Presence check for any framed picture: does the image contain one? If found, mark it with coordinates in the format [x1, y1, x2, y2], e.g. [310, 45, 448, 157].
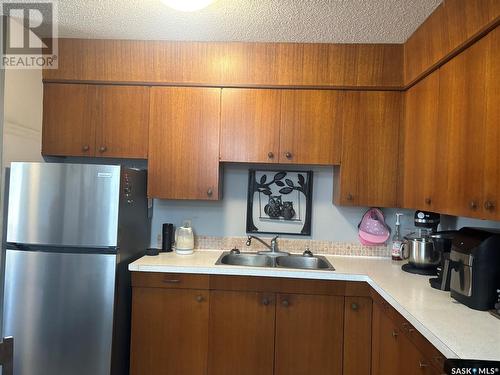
[246, 169, 313, 236]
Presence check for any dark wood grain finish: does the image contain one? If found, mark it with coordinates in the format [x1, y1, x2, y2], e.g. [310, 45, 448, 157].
[131, 272, 210, 290]
[404, 0, 500, 85]
[482, 27, 499, 220]
[279, 90, 343, 165]
[275, 293, 344, 375]
[220, 88, 281, 163]
[209, 275, 348, 295]
[44, 39, 403, 88]
[436, 32, 488, 218]
[403, 71, 440, 211]
[344, 297, 372, 375]
[334, 91, 402, 207]
[148, 87, 221, 200]
[42, 83, 96, 156]
[96, 85, 149, 159]
[208, 291, 275, 375]
[129, 287, 209, 375]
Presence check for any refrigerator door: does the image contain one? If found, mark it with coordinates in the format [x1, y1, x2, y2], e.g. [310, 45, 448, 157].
[7, 162, 120, 248]
[2, 249, 116, 375]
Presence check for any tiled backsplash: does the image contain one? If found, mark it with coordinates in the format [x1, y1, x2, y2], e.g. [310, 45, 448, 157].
[195, 235, 390, 257]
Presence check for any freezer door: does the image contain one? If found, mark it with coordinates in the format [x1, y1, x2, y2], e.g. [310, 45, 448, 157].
[7, 162, 120, 247]
[2, 249, 116, 375]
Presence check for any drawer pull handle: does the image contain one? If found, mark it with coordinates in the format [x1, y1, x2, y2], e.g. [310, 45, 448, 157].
[392, 330, 398, 338]
[163, 279, 180, 284]
[419, 360, 428, 368]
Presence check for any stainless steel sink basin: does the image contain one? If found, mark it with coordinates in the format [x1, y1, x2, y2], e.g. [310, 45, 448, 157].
[216, 253, 275, 267]
[275, 255, 334, 270]
[215, 252, 334, 271]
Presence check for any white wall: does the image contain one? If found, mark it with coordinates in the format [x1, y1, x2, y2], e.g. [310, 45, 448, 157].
[150, 164, 500, 246]
[2, 66, 43, 167]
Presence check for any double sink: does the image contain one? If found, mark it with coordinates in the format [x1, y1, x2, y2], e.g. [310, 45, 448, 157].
[215, 250, 335, 271]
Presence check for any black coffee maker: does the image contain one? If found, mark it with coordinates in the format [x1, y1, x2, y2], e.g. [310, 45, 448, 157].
[429, 231, 457, 290]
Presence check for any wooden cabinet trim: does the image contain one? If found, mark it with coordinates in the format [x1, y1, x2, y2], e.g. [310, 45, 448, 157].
[131, 272, 210, 290]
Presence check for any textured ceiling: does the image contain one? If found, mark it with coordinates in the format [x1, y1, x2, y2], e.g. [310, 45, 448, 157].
[19, 0, 443, 43]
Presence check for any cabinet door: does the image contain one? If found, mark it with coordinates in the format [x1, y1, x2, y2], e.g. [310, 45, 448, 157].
[42, 83, 96, 156]
[403, 71, 440, 211]
[148, 87, 221, 200]
[436, 34, 488, 217]
[275, 294, 344, 375]
[95, 85, 149, 158]
[335, 91, 402, 207]
[483, 28, 499, 220]
[398, 330, 441, 375]
[371, 302, 401, 375]
[344, 297, 372, 375]
[220, 88, 281, 163]
[280, 90, 343, 165]
[208, 291, 275, 375]
[129, 287, 209, 375]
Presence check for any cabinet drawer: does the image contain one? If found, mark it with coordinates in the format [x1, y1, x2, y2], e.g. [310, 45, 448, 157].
[131, 272, 210, 289]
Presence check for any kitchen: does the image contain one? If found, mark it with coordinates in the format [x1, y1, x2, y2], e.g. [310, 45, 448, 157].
[0, 0, 499, 374]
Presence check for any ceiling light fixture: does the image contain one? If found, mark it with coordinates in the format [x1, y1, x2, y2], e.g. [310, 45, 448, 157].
[161, 0, 215, 12]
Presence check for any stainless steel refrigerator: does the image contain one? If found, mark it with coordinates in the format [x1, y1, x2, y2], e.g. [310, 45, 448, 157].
[1, 162, 149, 375]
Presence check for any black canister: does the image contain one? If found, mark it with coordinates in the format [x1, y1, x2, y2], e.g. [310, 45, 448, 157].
[162, 223, 174, 252]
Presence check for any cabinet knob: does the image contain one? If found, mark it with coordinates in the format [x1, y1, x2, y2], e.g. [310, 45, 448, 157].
[392, 330, 398, 338]
[267, 152, 274, 159]
[469, 201, 478, 210]
[99, 146, 107, 153]
[281, 299, 289, 307]
[351, 302, 359, 311]
[207, 188, 213, 197]
[82, 145, 90, 152]
[262, 297, 270, 306]
[419, 360, 428, 368]
[485, 201, 495, 211]
[196, 295, 204, 303]
[425, 197, 432, 205]
[347, 193, 353, 201]
[285, 152, 292, 160]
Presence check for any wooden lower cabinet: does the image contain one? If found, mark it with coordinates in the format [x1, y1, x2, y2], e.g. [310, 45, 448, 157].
[372, 301, 444, 375]
[129, 287, 209, 375]
[344, 297, 373, 375]
[274, 293, 344, 375]
[130, 273, 445, 375]
[208, 291, 275, 375]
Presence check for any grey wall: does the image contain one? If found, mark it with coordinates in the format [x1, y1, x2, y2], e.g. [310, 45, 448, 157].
[150, 164, 500, 247]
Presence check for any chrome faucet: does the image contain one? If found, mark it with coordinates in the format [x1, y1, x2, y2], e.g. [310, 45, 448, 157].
[246, 235, 289, 257]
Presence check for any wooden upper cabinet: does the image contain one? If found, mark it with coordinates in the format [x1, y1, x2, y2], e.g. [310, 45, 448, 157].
[220, 88, 281, 163]
[436, 32, 489, 218]
[42, 83, 149, 159]
[129, 287, 209, 375]
[208, 291, 275, 375]
[343, 297, 372, 375]
[335, 91, 402, 207]
[42, 83, 96, 156]
[148, 87, 221, 200]
[403, 71, 440, 211]
[274, 294, 344, 375]
[482, 27, 499, 220]
[96, 85, 149, 159]
[280, 90, 343, 165]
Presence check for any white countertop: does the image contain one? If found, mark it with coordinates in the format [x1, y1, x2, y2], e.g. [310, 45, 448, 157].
[129, 250, 500, 361]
